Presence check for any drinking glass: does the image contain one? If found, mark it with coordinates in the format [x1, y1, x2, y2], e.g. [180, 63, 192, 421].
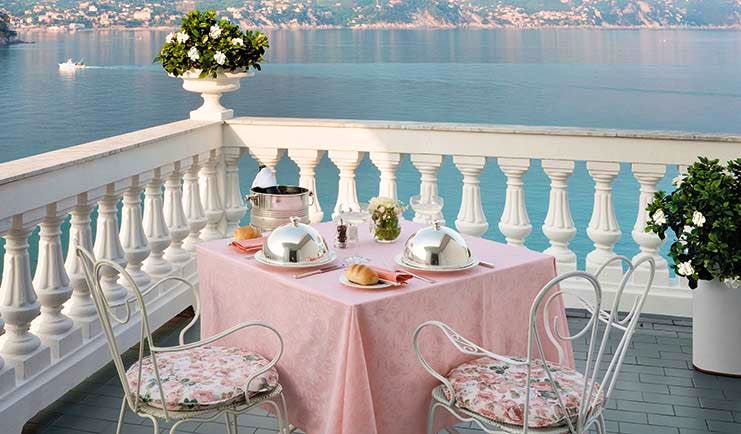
[409, 195, 444, 224]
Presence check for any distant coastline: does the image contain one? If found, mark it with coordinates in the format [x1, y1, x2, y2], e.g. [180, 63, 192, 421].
[15, 23, 741, 33]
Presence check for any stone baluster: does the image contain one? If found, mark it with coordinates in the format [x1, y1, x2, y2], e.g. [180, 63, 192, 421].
[250, 147, 284, 174]
[541, 160, 577, 273]
[288, 149, 325, 224]
[182, 155, 207, 252]
[31, 203, 83, 359]
[453, 156, 488, 236]
[329, 150, 364, 218]
[586, 162, 622, 278]
[163, 161, 192, 267]
[63, 192, 101, 339]
[119, 175, 152, 290]
[222, 148, 248, 236]
[631, 163, 670, 286]
[199, 150, 226, 241]
[0, 214, 51, 381]
[411, 154, 444, 224]
[497, 158, 532, 247]
[370, 152, 401, 200]
[93, 184, 129, 305]
[143, 167, 173, 281]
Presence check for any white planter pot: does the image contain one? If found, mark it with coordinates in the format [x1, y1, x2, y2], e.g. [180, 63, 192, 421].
[693, 279, 741, 377]
[180, 70, 253, 121]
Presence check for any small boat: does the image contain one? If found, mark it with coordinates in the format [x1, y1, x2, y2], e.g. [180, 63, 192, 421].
[59, 58, 85, 70]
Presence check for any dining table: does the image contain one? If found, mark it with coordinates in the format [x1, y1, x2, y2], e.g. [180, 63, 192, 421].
[197, 219, 574, 434]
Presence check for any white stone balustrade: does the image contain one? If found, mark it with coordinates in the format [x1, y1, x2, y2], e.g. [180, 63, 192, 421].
[542, 160, 577, 273]
[632, 163, 670, 286]
[454, 155, 488, 236]
[370, 152, 401, 200]
[329, 150, 363, 218]
[411, 154, 444, 224]
[163, 161, 193, 268]
[288, 149, 325, 223]
[119, 175, 152, 290]
[498, 158, 532, 247]
[31, 203, 82, 360]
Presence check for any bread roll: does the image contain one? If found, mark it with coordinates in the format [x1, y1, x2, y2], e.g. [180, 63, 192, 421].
[234, 225, 261, 240]
[345, 264, 379, 286]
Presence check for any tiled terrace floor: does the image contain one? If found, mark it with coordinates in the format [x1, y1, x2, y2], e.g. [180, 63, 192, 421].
[23, 310, 741, 434]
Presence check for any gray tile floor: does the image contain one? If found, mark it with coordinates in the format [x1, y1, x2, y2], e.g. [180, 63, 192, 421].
[22, 310, 741, 434]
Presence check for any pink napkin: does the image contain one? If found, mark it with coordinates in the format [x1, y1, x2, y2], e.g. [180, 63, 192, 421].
[229, 237, 265, 254]
[370, 266, 413, 285]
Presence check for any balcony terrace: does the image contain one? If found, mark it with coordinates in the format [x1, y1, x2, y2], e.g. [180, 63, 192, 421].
[0, 113, 740, 433]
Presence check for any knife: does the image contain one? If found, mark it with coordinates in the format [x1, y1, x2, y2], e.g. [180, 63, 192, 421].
[293, 264, 344, 279]
[395, 269, 436, 284]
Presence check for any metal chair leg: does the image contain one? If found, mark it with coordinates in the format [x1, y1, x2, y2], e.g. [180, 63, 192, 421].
[115, 396, 127, 434]
[232, 413, 239, 434]
[225, 413, 234, 434]
[596, 414, 607, 434]
[426, 400, 438, 434]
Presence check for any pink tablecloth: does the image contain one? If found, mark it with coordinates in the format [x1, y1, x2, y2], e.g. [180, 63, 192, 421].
[197, 220, 573, 434]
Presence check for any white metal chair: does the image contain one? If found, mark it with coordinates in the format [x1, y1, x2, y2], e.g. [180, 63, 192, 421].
[414, 256, 656, 434]
[76, 247, 291, 434]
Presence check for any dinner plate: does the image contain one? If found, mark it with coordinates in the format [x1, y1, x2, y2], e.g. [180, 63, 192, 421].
[394, 254, 479, 272]
[339, 275, 393, 290]
[254, 250, 337, 269]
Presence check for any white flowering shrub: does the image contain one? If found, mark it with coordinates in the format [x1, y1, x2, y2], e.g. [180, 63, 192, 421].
[646, 157, 740, 289]
[155, 10, 268, 78]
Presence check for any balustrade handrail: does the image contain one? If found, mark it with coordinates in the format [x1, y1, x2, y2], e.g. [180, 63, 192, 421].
[0, 119, 221, 229]
[225, 116, 741, 165]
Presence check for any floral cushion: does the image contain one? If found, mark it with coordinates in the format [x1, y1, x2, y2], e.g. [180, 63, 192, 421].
[126, 345, 279, 411]
[445, 356, 603, 428]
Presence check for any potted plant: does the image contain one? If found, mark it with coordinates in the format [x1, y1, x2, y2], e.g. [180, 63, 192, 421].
[155, 10, 268, 120]
[646, 157, 740, 376]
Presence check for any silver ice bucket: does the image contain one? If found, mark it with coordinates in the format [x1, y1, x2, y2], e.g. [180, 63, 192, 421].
[246, 186, 313, 232]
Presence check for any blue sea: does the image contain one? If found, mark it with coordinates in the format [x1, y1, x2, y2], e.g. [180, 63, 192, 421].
[3, 28, 741, 270]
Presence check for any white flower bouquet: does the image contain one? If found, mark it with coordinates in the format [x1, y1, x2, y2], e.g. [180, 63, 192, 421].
[368, 197, 405, 242]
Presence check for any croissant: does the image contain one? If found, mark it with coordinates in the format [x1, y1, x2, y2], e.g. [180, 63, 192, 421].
[345, 264, 379, 286]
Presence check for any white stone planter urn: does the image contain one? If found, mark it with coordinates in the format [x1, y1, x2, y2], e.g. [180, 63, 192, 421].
[692, 279, 741, 377]
[180, 69, 253, 121]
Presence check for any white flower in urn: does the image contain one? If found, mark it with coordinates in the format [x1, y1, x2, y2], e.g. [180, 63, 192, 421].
[165, 32, 175, 44]
[232, 37, 244, 47]
[672, 174, 684, 187]
[209, 24, 222, 39]
[214, 51, 226, 65]
[677, 261, 695, 277]
[176, 32, 189, 43]
[650, 208, 667, 225]
[692, 211, 706, 227]
[187, 46, 200, 61]
[723, 277, 740, 288]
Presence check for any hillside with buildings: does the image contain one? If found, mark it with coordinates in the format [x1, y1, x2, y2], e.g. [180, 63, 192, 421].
[3, 0, 741, 31]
